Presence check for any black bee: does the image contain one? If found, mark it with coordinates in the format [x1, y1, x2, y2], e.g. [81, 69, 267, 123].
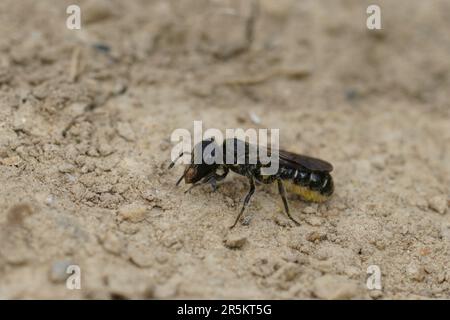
[169, 138, 334, 229]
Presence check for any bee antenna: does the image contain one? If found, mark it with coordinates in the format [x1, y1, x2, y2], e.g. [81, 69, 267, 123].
[175, 171, 186, 186]
[168, 151, 190, 169]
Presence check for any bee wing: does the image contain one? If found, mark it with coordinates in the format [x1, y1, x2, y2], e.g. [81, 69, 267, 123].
[275, 148, 333, 172]
[228, 139, 332, 172]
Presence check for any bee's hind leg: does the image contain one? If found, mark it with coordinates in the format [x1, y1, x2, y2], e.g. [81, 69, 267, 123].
[277, 178, 301, 226]
[230, 176, 255, 229]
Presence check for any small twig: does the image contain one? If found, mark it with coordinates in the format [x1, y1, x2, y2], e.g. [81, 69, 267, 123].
[219, 68, 311, 86]
[69, 47, 81, 82]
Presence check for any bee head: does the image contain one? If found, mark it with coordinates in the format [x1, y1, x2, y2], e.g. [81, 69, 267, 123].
[183, 138, 220, 184]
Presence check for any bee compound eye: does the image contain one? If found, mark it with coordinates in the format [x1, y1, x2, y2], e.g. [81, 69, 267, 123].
[184, 167, 197, 182]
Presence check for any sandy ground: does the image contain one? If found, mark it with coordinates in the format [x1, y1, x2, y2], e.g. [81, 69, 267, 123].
[0, 0, 449, 299]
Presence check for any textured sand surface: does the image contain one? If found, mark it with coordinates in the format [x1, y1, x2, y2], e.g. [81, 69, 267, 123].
[0, 0, 449, 299]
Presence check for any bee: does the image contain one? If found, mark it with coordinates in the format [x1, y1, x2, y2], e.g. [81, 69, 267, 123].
[169, 138, 334, 229]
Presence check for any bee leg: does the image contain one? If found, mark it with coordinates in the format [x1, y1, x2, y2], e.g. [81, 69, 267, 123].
[184, 172, 215, 193]
[208, 177, 217, 192]
[230, 176, 255, 229]
[277, 178, 300, 226]
[210, 167, 229, 192]
[184, 182, 202, 194]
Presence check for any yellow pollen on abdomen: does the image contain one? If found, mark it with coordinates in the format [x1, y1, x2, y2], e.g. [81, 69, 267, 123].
[285, 181, 330, 203]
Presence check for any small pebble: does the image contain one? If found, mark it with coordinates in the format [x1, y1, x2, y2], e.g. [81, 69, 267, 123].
[306, 231, 327, 242]
[141, 189, 157, 202]
[224, 235, 247, 249]
[273, 215, 290, 227]
[406, 263, 426, 282]
[0, 156, 22, 166]
[306, 216, 322, 226]
[58, 163, 75, 173]
[369, 290, 383, 299]
[437, 272, 447, 284]
[313, 275, 360, 300]
[116, 122, 135, 142]
[162, 234, 183, 249]
[303, 206, 316, 214]
[98, 143, 115, 156]
[428, 195, 448, 215]
[117, 203, 147, 223]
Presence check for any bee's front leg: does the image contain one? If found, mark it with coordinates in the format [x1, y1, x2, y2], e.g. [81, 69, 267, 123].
[230, 176, 255, 229]
[209, 166, 229, 192]
[209, 178, 218, 192]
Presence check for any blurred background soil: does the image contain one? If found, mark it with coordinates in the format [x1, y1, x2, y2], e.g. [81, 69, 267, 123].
[0, 0, 449, 299]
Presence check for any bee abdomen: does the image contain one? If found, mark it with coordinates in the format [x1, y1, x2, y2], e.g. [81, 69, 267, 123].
[308, 172, 334, 196]
[283, 168, 334, 202]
